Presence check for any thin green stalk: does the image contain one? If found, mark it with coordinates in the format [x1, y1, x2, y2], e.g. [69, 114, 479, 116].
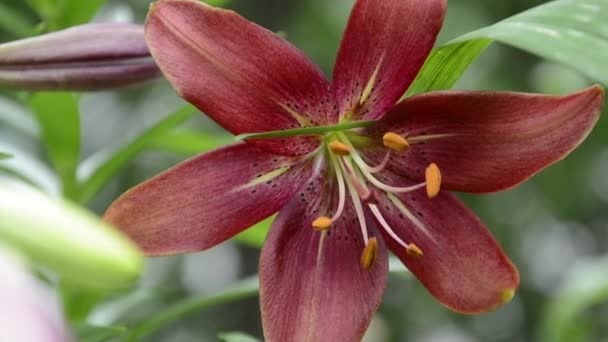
[235, 120, 375, 141]
[122, 277, 259, 341]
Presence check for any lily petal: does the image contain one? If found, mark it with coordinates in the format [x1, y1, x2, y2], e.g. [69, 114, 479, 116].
[104, 143, 313, 255]
[373, 174, 519, 313]
[366, 86, 604, 193]
[145, 0, 334, 155]
[260, 170, 388, 341]
[332, 0, 446, 120]
[0, 248, 72, 342]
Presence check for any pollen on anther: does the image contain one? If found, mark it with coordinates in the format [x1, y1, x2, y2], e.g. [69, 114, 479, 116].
[312, 216, 332, 231]
[361, 237, 378, 270]
[328, 141, 351, 156]
[383, 132, 409, 151]
[425, 163, 442, 198]
[406, 243, 424, 258]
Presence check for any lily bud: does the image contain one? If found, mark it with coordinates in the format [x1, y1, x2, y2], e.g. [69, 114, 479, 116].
[0, 180, 143, 291]
[0, 23, 161, 91]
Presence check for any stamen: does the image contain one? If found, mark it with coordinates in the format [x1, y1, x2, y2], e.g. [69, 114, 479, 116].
[383, 132, 410, 151]
[312, 216, 332, 231]
[328, 141, 351, 156]
[339, 134, 426, 194]
[330, 151, 347, 222]
[311, 150, 348, 232]
[425, 163, 442, 198]
[370, 204, 424, 260]
[406, 243, 424, 258]
[340, 157, 370, 245]
[366, 150, 391, 173]
[369, 204, 408, 249]
[340, 158, 372, 200]
[360, 237, 378, 270]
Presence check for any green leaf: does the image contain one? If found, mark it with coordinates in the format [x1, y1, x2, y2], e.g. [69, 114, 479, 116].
[146, 130, 232, 156]
[59, 0, 108, 28]
[75, 324, 127, 342]
[0, 180, 143, 291]
[0, 152, 11, 160]
[201, 0, 231, 6]
[233, 216, 274, 248]
[408, 0, 608, 98]
[0, 3, 35, 37]
[540, 255, 608, 342]
[406, 39, 492, 97]
[26, 0, 107, 30]
[453, 0, 608, 85]
[77, 105, 197, 204]
[218, 332, 261, 342]
[124, 276, 260, 341]
[30, 92, 80, 199]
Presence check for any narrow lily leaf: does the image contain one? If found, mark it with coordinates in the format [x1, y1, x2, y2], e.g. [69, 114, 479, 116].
[124, 260, 411, 339]
[0, 152, 11, 160]
[77, 105, 197, 203]
[146, 130, 232, 156]
[453, 0, 608, 84]
[203, 0, 232, 6]
[233, 216, 274, 248]
[0, 3, 35, 38]
[218, 332, 261, 342]
[75, 324, 127, 342]
[0, 144, 60, 194]
[26, 0, 107, 30]
[125, 276, 260, 341]
[0, 95, 39, 138]
[540, 255, 608, 342]
[30, 92, 80, 198]
[408, 0, 608, 98]
[406, 39, 492, 97]
[0, 180, 143, 291]
[59, 0, 108, 28]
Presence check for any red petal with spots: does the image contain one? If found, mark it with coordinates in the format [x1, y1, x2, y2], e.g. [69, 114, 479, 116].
[366, 85, 604, 193]
[145, 0, 334, 155]
[372, 175, 519, 313]
[260, 169, 388, 342]
[103, 143, 313, 256]
[332, 0, 445, 120]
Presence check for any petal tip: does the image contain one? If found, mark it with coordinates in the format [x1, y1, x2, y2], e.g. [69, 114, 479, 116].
[500, 288, 516, 305]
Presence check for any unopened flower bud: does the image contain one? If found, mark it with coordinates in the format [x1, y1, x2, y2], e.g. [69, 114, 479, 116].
[0, 23, 161, 91]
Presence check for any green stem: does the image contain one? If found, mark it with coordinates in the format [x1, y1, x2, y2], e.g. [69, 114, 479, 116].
[122, 277, 259, 341]
[235, 120, 375, 141]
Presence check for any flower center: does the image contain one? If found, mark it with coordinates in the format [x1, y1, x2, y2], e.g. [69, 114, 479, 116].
[313, 131, 443, 270]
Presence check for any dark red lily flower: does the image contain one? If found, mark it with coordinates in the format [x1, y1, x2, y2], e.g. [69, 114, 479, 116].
[104, 0, 604, 340]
